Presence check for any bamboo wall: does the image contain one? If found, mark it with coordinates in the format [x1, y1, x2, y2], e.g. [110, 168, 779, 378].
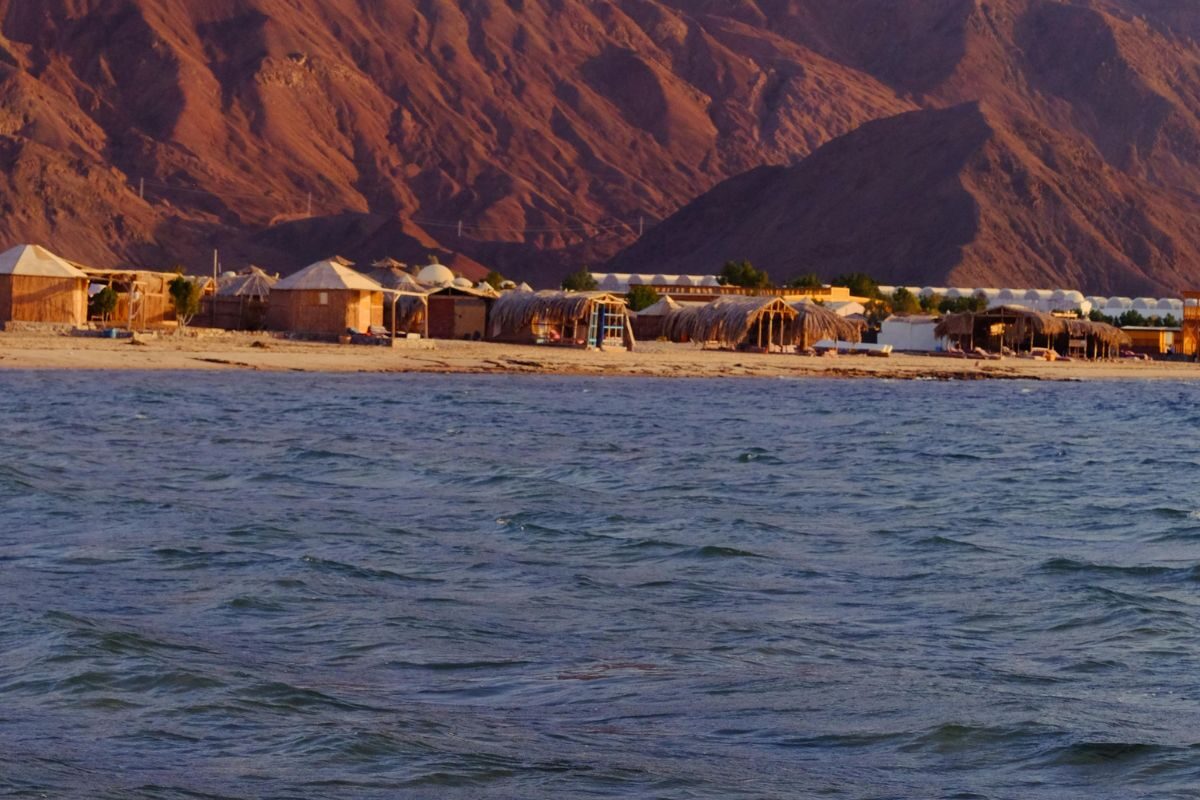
[198, 297, 269, 330]
[0, 276, 87, 325]
[266, 289, 383, 336]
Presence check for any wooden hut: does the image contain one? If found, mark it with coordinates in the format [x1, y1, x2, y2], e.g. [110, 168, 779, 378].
[489, 290, 635, 350]
[0, 244, 89, 328]
[427, 282, 496, 341]
[664, 296, 798, 351]
[935, 306, 1067, 354]
[202, 266, 276, 330]
[79, 268, 189, 330]
[267, 259, 385, 337]
[632, 295, 681, 341]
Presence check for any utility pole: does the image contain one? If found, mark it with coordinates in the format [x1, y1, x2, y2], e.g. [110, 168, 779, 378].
[639, 216, 644, 237]
[212, 249, 218, 327]
[457, 220, 463, 238]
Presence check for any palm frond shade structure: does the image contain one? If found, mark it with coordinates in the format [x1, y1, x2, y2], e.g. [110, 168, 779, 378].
[489, 290, 635, 350]
[791, 300, 864, 348]
[935, 306, 1131, 358]
[663, 296, 799, 350]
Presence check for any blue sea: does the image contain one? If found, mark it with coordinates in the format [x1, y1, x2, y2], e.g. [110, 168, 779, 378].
[2, 372, 1199, 798]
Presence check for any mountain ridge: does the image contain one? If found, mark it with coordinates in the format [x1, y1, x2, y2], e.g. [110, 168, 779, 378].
[1, 1, 1200, 291]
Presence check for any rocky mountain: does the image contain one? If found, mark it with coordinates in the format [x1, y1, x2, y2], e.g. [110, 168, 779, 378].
[1, 1, 1200, 291]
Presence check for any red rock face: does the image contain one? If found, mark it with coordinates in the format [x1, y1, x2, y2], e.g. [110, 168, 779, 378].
[0, 0, 1198, 291]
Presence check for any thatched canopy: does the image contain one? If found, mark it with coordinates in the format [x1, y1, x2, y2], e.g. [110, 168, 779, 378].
[935, 312, 974, 338]
[791, 300, 863, 345]
[368, 266, 427, 293]
[490, 290, 628, 337]
[217, 266, 276, 299]
[1065, 318, 1130, 348]
[664, 296, 797, 349]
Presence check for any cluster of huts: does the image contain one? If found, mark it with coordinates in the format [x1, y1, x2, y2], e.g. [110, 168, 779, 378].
[0, 244, 207, 331]
[0, 242, 1155, 360]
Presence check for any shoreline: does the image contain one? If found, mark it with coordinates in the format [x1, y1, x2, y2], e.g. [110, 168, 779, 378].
[1, 330, 1198, 381]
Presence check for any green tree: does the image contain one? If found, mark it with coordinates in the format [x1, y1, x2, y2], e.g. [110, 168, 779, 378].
[1089, 308, 1114, 324]
[484, 270, 505, 290]
[831, 272, 882, 299]
[1118, 309, 1148, 328]
[169, 274, 203, 330]
[627, 284, 660, 312]
[939, 295, 989, 314]
[919, 292, 942, 313]
[562, 267, 598, 291]
[863, 298, 893, 328]
[89, 286, 119, 323]
[891, 287, 922, 314]
[786, 272, 823, 289]
[1164, 314, 1180, 328]
[718, 259, 772, 289]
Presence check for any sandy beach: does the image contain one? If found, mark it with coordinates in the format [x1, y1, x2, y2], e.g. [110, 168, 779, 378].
[0, 329, 1197, 381]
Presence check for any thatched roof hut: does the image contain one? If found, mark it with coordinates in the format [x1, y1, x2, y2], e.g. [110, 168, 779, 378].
[201, 266, 277, 330]
[218, 266, 276, 299]
[0, 244, 89, 328]
[664, 296, 798, 350]
[490, 290, 634, 349]
[936, 307, 1128, 358]
[791, 300, 864, 348]
[267, 259, 385, 337]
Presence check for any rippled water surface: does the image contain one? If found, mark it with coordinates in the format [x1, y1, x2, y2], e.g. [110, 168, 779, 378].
[3, 372, 1200, 798]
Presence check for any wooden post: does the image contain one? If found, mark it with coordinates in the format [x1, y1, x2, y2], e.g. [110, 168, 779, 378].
[767, 311, 774, 354]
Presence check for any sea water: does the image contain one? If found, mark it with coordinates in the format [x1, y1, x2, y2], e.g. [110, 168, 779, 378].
[2, 372, 1199, 799]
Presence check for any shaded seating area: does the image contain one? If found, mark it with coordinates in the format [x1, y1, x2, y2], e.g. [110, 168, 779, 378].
[791, 299, 864, 350]
[935, 306, 1129, 359]
[489, 291, 635, 350]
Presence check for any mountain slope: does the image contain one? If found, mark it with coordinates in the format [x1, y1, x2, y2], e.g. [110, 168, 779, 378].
[2, 1, 1200, 290]
[608, 102, 1200, 293]
[0, 0, 912, 277]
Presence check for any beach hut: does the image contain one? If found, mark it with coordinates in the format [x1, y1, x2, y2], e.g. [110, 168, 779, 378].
[791, 300, 863, 349]
[0, 244, 89, 328]
[880, 315, 943, 351]
[267, 258, 385, 337]
[936, 306, 1074, 355]
[204, 266, 276, 330]
[426, 283, 495, 340]
[490, 290, 635, 350]
[632, 295, 681, 340]
[79, 267, 194, 330]
[665, 296, 798, 351]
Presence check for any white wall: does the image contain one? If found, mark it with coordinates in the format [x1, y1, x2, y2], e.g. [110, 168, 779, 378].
[880, 318, 944, 351]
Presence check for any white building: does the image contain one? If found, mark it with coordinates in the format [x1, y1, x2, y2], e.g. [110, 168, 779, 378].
[879, 315, 945, 352]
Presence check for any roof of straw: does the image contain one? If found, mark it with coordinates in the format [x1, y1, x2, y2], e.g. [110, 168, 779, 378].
[218, 266, 277, 298]
[936, 308, 1130, 346]
[490, 290, 627, 336]
[0, 244, 88, 279]
[791, 299, 864, 344]
[664, 296, 797, 348]
[275, 259, 384, 292]
[366, 266, 427, 293]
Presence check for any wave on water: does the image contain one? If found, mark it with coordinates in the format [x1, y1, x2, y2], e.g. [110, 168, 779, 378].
[3, 373, 1200, 798]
